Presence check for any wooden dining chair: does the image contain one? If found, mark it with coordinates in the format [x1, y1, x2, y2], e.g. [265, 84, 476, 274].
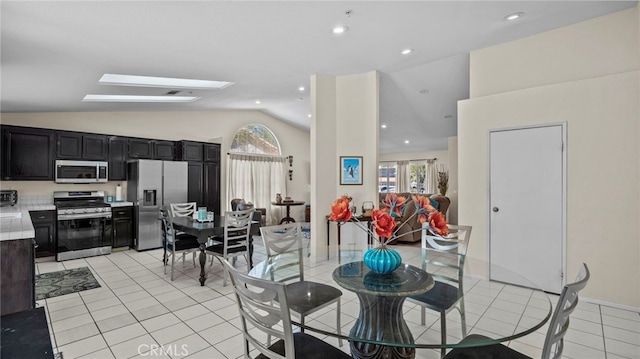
[221, 259, 351, 359]
[407, 223, 472, 358]
[443, 263, 590, 359]
[260, 223, 343, 346]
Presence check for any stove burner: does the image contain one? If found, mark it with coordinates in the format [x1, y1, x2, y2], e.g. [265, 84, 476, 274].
[54, 190, 111, 216]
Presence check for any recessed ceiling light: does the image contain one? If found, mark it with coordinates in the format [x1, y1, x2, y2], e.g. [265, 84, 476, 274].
[99, 74, 233, 89]
[83, 94, 200, 103]
[505, 12, 524, 21]
[404, 140, 410, 144]
[381, 124, 387, 129]
[255, 100, 261, 104]
[298, 86, 305, 92]
[401, 48, 413, 55]
[332, 25, 349, 35]
[308, 114, 312, 118]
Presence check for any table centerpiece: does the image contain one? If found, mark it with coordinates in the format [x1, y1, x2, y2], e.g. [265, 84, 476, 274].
[329, 193, 449, 274]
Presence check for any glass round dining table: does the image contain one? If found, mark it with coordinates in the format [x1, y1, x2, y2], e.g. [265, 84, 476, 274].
[248, 247, 553, 359]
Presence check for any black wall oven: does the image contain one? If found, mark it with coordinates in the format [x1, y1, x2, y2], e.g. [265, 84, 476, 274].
[54, 191, 112, 261]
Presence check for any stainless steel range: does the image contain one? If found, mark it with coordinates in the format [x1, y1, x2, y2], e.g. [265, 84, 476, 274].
[54, 191, 112, 261]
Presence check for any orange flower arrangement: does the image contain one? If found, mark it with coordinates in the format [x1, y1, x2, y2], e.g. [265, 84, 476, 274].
[329, 193, 449, 246]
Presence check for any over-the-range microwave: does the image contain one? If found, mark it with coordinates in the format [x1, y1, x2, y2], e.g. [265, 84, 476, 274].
[55, 160, 108, 183]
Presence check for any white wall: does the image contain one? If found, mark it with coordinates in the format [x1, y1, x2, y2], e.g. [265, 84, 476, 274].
[459, 7, 639, 308]
[0, 110, 311, 217]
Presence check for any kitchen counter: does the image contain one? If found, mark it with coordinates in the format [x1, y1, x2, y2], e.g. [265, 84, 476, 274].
[0, 204, 56, 241]
[108, 201, 133, 207]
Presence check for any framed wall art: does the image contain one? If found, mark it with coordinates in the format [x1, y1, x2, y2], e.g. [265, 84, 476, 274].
[340, 156, 363, 185]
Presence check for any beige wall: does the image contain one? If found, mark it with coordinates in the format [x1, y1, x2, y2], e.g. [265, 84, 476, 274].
[459, 7, 640, 308]
[311, 72, 379, 260]
[0, 110, 311, 216]
[470, 7, 640, 98]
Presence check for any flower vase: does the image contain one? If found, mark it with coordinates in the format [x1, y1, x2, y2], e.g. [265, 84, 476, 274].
[363, 246, 402, 274]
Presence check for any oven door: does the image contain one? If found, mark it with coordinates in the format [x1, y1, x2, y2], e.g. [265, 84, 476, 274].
[56, 213, 112, 261]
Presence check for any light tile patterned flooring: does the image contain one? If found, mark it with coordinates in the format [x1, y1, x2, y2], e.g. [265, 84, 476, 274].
[36, 242, 640, 359]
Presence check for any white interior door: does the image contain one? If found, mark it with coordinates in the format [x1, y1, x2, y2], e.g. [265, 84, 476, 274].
[489, 124, 565, 293]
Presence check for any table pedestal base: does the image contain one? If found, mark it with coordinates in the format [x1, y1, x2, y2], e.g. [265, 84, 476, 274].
[350, 293, 416, 359]
[199, 244, 207, 286]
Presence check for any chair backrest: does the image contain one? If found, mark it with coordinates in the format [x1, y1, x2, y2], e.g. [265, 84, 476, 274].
[420, 223, 472, 288]
[230, 198, 243, 211]
[222, 209, 255, 256]
[541, 263, 590, 359]
[221, 259, 296, 359]
[260, 223, 305, 282]
[159, 208, 175, 245]
[169, 202, 197, 217]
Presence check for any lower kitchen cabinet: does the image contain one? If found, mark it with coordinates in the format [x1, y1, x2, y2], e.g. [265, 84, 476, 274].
[112, 206, 133, 248]
[0, 238, 35, 315]
[29, 210, 56, 258]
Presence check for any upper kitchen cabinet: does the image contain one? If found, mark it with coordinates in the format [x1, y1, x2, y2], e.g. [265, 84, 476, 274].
[153, 140, 175, 161]
[56, 131, 107, 160]
[128, 138, 153, 159]
[204, 143, 221, 163]
[1, 126, 55, 180]
[177, 141, 203, 162]
[108, 136, 128, 181]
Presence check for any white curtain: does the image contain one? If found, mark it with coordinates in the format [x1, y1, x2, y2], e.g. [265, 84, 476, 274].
[396, 160, 410, 193]
[227, 153, 287, 225]
[424, 159, 437, 195]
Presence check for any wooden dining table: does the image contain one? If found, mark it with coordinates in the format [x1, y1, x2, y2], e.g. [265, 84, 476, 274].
[171, 214, 260, 286]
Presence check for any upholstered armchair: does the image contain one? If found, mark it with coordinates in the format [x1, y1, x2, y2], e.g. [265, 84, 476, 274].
[378, 192, 450, 243]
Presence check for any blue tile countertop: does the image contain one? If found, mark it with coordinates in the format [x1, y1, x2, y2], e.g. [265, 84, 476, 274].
[0, 204, 56, 241]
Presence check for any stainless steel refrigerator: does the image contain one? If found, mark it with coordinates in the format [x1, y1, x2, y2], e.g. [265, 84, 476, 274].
[127, 160, 188, 250]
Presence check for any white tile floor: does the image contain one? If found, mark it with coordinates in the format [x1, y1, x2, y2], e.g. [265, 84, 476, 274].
[35, 242, 640, 359]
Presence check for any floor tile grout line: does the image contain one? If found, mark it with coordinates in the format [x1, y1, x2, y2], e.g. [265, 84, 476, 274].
[38, 246, 640, 359]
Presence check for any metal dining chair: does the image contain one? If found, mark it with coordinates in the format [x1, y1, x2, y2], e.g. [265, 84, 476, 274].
[159, 208, 200, 281]
[443, 263, 590, 359]
[260, 222, 343, 346]
[407, 223, 472, 358]
[221, 259, 351, 359]
[169, 202, 197, 218]
[206, 208, 254, 286]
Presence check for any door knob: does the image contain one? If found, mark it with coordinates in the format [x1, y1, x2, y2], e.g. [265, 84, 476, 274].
[492, 207, 499, 212]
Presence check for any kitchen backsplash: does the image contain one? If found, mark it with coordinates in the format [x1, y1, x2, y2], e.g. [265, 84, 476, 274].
[0, 181, 128, 204]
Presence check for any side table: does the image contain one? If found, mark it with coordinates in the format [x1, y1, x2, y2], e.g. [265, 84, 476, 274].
[326, 215, 373, 259]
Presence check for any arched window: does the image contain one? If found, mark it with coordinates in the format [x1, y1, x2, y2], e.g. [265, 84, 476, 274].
[230, 124, 281, 155]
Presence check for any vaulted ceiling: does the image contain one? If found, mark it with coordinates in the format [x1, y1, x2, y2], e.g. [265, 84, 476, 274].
[1, 1, 635, 153]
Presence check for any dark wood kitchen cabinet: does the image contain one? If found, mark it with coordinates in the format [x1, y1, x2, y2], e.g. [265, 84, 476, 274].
[204, 143, 221, 163]
[187, 162, 204, 206]
[112, 206, 133, 248]
[153, 140, 175, 160]
[30, 210, 56, 258]
[1, 126, 55, 180]
[0, 238, 35, 315]
[128, 138, 153, 159]
[108, 136, 128, 181]
[204, 162, 221, 214]
[178, 141, 203, 162]
[56, 132, 107, 160]
[185, 143, 221, 213]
